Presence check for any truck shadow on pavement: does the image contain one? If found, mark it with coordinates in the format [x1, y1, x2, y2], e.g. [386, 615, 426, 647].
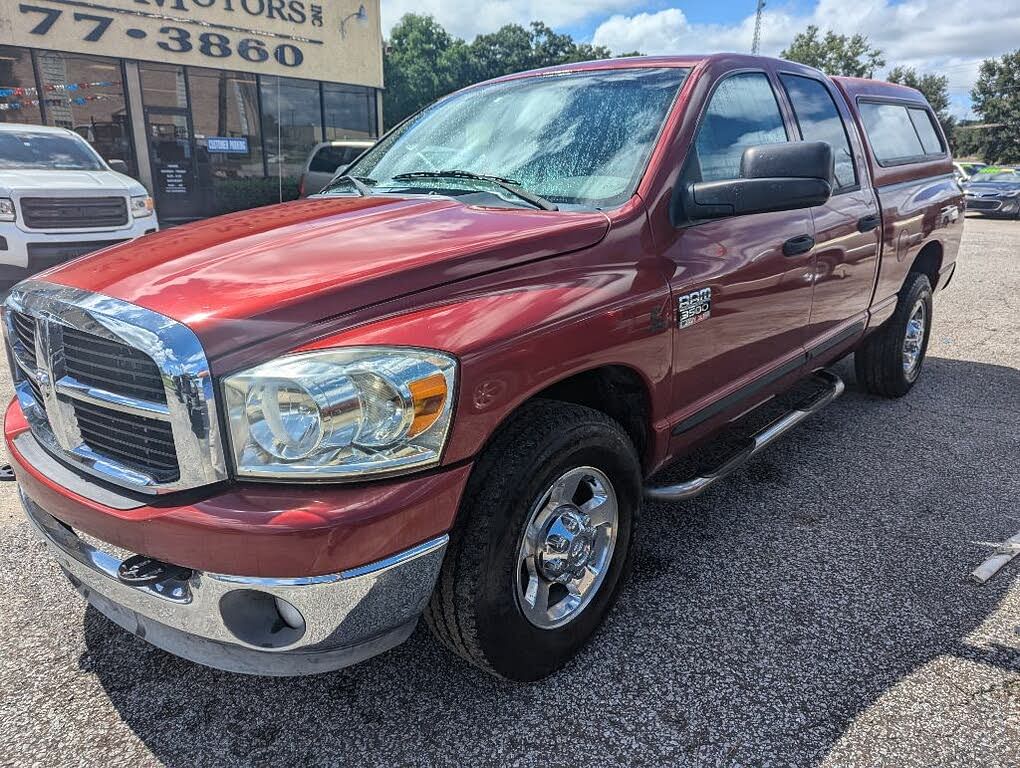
[80, 355, 1020, 767]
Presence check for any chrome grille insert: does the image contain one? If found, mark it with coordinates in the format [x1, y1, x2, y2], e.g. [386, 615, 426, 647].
[11, 311, 36, 368]
[62, 326, 167, 404]
[3, 280, 226, 494]
[72, 399, 180, 481]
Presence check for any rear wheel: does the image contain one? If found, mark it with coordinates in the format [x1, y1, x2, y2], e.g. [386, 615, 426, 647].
[854, 272, 933, 397]
[425, 399, 640, 681]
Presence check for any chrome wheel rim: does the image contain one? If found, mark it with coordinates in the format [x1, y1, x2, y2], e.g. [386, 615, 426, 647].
[902, 299, 927, 380]
[515, 466, 619, 629]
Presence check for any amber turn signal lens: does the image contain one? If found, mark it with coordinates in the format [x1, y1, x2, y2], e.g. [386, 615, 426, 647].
[408, 373, 448, 437]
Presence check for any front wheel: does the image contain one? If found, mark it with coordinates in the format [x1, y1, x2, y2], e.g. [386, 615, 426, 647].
[854, 272, 933, 397]
[425, 399, 640, 681]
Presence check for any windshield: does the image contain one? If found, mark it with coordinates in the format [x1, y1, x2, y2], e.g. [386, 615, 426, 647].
[974, 173, 1019, 183]
[0, 131, 105, 170]
[341, 67, 689, 209]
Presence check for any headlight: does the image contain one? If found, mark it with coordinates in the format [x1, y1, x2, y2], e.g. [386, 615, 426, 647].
[223, 347, 456, 480]
[130, 195, 154, 217]
[0, 198, 15, 222]
[1002, 190, 1020, 198]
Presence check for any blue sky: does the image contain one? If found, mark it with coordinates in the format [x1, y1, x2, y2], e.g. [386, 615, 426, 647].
[558, 0, 818, 39]
[380, 0, 1020, 117]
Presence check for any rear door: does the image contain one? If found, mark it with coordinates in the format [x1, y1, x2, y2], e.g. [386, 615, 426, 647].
[662, 71, 817, 432]
[777, 73, 881, 352]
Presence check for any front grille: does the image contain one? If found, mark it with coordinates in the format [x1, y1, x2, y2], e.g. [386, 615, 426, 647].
[26, 239, 127, 262]
[966, 198, 1001, 211]
[20, 197, 128, 229]
[5, 282, 226, 493]
[62, 326, 167, 404]
[72, 399, 180, 481]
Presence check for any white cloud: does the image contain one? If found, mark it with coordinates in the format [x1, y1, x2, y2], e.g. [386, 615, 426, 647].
[591, 0, 1020, 117]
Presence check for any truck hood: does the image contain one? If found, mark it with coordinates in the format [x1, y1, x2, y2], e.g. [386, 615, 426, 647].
[40, 195, 610, 361]
[0, 169, 145, 196]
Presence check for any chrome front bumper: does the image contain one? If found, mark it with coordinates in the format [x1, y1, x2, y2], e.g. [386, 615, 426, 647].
[21, 491, 447, 676]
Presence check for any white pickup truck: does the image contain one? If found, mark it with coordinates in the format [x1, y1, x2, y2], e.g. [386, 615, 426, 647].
[0, 123, 157, 292]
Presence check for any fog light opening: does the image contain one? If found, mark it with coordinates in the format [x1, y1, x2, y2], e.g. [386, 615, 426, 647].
[274, 596, 305, 630]
[219, 589, 306, 649]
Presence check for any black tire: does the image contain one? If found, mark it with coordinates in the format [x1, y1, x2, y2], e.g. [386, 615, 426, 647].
[854, 272, 933, 397]
[425, 399, 641, 681]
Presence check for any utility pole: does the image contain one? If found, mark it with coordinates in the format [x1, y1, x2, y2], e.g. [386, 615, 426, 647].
[751, 0, 766, 55]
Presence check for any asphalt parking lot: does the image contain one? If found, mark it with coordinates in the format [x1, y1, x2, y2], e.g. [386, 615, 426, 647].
[0, 215, 1017, 767]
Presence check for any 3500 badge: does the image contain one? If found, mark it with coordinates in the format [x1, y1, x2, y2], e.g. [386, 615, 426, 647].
[677, 287, 712, 329]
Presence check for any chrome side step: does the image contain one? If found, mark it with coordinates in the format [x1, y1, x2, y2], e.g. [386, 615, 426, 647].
[644, 369, 845, 502]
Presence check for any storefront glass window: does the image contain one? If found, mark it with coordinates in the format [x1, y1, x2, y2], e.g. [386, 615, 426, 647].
[322, 83, 376, 140]
[188, 67, 273, 215]
[260, 75, 322, 183]
[187, 67, 264, 178]
[139, 63, 196, 221]
[33, 51, 137, 177]
[0, 46, 43, 125]
[140, 63, 188, 110]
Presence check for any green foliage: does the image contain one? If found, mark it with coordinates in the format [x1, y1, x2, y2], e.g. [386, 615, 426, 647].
[952, 121, 987, 160]
[970, 49, 1020, 164]
[211, 177, 300, 216]
[382, 15, 622, 126]
[886, 66, 957, 150]
[780, 25, 885, 78]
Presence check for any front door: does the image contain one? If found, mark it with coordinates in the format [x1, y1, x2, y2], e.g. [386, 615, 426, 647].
[144, 107, 204, 222]
[662, 71, 816, 433]
[776, 72, 880, 349]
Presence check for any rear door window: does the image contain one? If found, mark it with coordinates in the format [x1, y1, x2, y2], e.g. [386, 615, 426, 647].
[780, 74, 857, 191]
[693, 72, 788, 182]
[858, 102, 944, 165]
[908, 107, 943, 155]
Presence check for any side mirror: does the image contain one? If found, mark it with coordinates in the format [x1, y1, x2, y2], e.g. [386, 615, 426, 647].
[681, 141, 833, 221]
[107, 159, 129, 174]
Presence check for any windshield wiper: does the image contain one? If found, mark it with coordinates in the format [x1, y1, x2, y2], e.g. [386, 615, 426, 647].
[324, 174, 376, 196]
[390, 170, 558, 211]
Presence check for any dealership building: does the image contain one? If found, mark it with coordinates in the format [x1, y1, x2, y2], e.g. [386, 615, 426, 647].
[0, 0, 383, 222]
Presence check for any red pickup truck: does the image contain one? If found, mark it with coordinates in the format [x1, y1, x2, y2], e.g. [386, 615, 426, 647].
[4, 54, 962, 681]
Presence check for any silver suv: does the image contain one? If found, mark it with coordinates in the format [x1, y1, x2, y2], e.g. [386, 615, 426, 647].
[298, 140, 375, 198]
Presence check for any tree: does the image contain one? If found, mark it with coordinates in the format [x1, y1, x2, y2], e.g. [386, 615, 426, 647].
[781, 25, 885, 78]
[886, 66, 956, 150]
[383, 15, 624, 126]
[468, 22, 613, 83]
[952, 121, 988, 160]
[382, 15, 472, 126]
[970, 49, 1020, 164]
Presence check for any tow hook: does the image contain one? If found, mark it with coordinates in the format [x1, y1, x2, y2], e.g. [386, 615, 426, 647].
[117, 554, 193, 587]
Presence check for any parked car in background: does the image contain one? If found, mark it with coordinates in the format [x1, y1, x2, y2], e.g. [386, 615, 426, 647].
[4, 55, 961, 682]
[0, 123, 157, 292]
[298, 139, 375, 197]
[963, 172, 1020, 218]
[953, 161, 987, 182]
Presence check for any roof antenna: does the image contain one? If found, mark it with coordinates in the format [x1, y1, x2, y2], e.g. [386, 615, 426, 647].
[751, 0, 766, 55]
